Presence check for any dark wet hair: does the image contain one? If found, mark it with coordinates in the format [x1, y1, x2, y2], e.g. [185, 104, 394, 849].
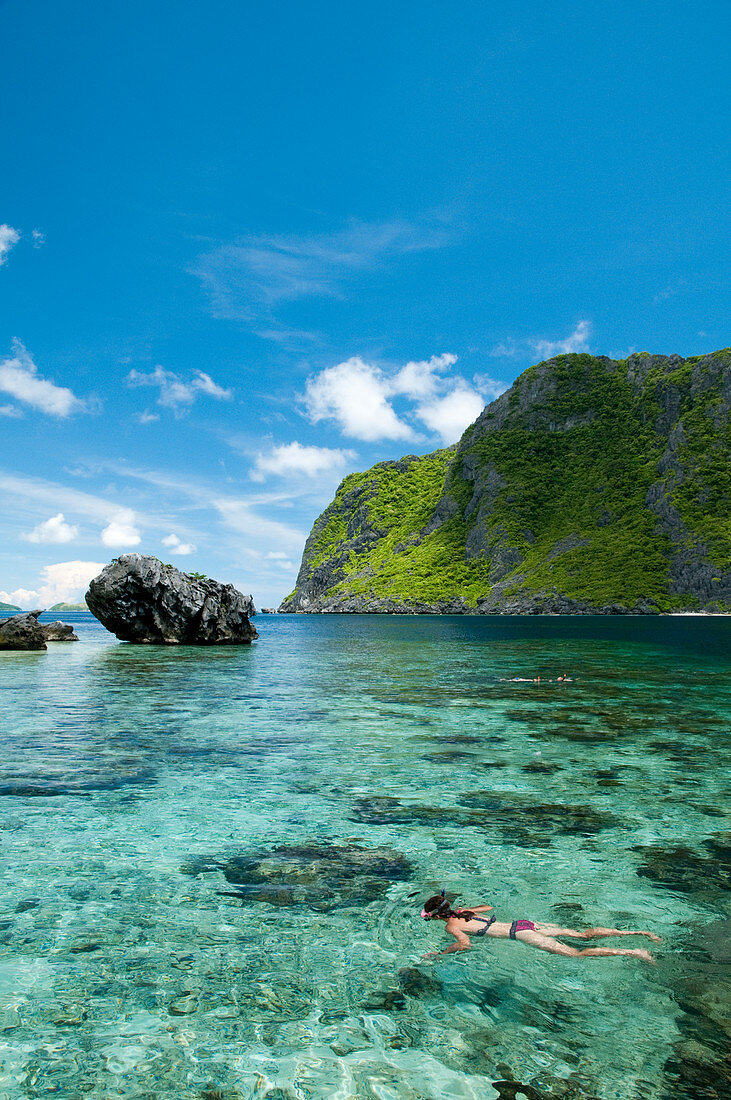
[422, 892, 474, 921]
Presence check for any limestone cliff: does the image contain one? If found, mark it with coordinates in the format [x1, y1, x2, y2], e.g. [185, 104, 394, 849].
[280, 349, 731, 614]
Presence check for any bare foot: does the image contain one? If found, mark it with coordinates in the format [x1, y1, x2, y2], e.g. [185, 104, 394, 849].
[644, 932, 662, 943]
[633, 948, 656, 963]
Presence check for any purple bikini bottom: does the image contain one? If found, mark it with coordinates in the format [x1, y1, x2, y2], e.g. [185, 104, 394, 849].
[509, 920, 536, 938]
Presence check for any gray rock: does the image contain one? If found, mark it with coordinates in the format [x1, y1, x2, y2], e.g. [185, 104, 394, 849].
[86, 555, 258, 645]
[0, 610, 47, 650]
[42, 621, 79, 642]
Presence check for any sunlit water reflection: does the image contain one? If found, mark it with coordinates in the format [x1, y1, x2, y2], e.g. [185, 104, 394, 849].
[0, 613, 729, 1099]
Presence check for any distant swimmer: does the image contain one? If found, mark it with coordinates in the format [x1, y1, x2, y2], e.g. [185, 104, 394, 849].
[499, 675, 573, 682]
[420, 891, 659, 962]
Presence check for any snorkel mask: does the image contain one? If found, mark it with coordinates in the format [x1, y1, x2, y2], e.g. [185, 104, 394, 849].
[421, 888, 450, 919]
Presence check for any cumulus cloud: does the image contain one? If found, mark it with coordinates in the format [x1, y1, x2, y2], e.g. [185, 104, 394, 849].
[415, 385, 486, 444]
[136, 410, 160, 425]
[251, 441, 356, 482]
[22, 512, 79, 544]
[161, 532, 196, 555]
[0, 403, 23, 418]
[0, 224, 20, 266]
[0, 587, 40, 608]
[302, 352, 496, 445]
[127, 366, 232, 411]
[101, 509, 141, 548]
[390, 353, 458, 400]
[0, 341, 86, 416]
[1, 561, 105, 609]
[303, 357, 416, 442]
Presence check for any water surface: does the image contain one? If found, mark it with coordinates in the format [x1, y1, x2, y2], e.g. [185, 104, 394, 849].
[1, 613, 729, 1099]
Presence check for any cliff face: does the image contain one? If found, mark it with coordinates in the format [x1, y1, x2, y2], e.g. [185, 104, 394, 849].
[280, 350, 731, 615]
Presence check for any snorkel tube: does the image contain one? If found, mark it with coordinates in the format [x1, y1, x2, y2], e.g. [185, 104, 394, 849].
[421, 888, 451, 919]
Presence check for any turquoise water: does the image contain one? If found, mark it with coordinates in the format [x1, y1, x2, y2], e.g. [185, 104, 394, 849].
[0, 613, 729, 1100]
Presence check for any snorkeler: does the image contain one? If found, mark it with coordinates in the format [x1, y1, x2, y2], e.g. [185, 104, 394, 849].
[420, 892, 660, 961]
[499, 675, 574, 682]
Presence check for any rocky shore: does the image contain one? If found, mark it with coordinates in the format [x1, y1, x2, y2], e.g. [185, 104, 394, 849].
[280, 349, 731, 616]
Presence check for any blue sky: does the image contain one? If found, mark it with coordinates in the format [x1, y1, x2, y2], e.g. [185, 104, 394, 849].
[1, 0, 729, 608]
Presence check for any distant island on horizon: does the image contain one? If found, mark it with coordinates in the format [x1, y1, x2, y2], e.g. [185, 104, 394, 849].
[280, 349, 731, 616]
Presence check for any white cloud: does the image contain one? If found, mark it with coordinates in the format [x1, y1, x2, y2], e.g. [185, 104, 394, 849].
[302, 351, 499, 445]
[0, 341, 86, 416]
[1, 561, 105, 609]
[0, 225, 20, 266]
[416, 385, 485, 444]
[32, 229, 45, 248]
[136, 410, 160, 425]
[0, 403, 23, 418]
[0, 588, 39, 608]
[127, 366, 232, 411]
[22, 512, 79, 544]
[303, 357, 416, 442]
[194, 218, 450, 329]
[531, 320, 592, 359]
[162, 532, 196, 555]
[101, 509, 141, 548]
[251, 441, 356, 481]
[390, 353, 458, 400]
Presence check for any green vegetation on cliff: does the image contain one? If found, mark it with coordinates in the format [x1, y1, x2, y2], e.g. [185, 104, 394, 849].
[49, 602, 88, 612]
[282, 349, 731, 614]
[0, 602, 22, 614]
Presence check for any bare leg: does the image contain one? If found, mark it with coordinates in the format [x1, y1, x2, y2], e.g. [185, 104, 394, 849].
[534, 923, 661, 943]
[517, 930, 654, 961]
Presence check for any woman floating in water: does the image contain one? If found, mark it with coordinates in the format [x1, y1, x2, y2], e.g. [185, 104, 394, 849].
[420, 892, 659, 962]
[500, 674, 573, 682]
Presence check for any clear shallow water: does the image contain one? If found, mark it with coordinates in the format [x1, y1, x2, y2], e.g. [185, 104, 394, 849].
[0, 613, 729, 1100]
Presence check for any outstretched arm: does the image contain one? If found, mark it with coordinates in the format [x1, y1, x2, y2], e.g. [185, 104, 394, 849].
[442, 929, 472, 953]
[459, 904, 493, 912]
[423, 927, 472, 958]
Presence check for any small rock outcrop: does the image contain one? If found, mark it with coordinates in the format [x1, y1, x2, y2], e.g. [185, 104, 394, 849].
[0, 610, 48, 650]
[86, 555, 258, 645]
[42, 621, 79, 642]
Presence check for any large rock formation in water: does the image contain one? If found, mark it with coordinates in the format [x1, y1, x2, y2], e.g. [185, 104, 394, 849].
[0, 610, 48, 650]
[0, 611, 80, 649]
[86, 555, 258, 644]
[280, 348, 731, 615]
[42, 621, 79, 642]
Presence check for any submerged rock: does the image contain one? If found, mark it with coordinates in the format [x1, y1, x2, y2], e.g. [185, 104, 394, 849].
[181, 841, 413, 911]
[0, 610, 47, 650]
[42, 621, 79, 642]
[86, 554, 258, 645]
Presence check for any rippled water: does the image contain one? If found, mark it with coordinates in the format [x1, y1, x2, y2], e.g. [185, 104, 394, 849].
[1, 612, 729, 1100]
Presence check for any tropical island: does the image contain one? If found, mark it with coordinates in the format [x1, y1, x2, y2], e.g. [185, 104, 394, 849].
[280, 349, 731, 615]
